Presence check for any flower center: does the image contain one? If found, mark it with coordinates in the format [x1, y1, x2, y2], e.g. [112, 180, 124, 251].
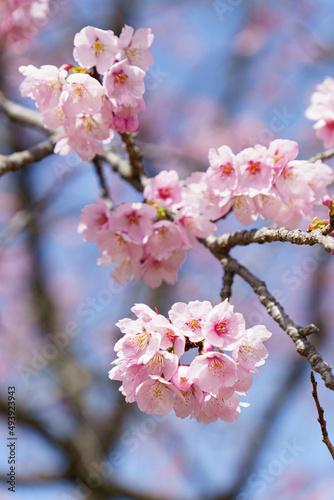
[93, 39, 104, 56]
[97, 213, 108, 226]
[247, 160, 261, 175]
[214, 319, 229, 336]
[158, 187, 171, 199]
[115, 71, 128, 86]
[126, 211, 140, 225]
[185, 318, 201, 332]
[220, 162, 234, 176]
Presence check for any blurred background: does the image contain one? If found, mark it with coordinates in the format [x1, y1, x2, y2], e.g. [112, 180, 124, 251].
[0, 0, 334, 499]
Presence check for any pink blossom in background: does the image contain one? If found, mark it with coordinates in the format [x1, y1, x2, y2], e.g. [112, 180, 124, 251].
[0, 0, 49, 49]
[306, 76, 334, 148]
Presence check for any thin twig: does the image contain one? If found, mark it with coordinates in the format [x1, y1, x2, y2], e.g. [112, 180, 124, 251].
[120, 132, 145, 177]
[92, 157, 113, 209]
[219, 253, 334, 390]
[308, 148, 334, 163]
[310, 371, 334, 459]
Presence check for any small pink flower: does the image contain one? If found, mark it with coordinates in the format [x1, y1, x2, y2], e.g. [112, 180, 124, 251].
[233, 195, 258, 226]
[202, 299, 246, 349]
[141, 249, 186, 288]
[144, 170, 183, 210]
[197, 391, 240, 423]
[54, 111, 113, 161]
[232, 325, 272, 374]
[61, 73, 106, 117]
[137, 350, 179, 381]
[136, 375, 182, 416]
[144, 220, 184, 260]
[19, 64, 66, 112]
[131, 303, 157, 323]
[173, 384, 203, 419]
[117, 25, 154, 71]
[114, 318, 161, 364]
[110, 202, 157, 244]
[112, 99, 145, 133]
[103, 59, 146, 108]
[314, 114, 334, 148]
[206, 145, 237, 196]
[169, 300, 213, 342]
[73, 26, 118, 74]
[78, 197, 112, 241]
[187, 351, 237, 395]
[184, 171, 232, 221]
[174, 212, 216, 249]
[267, 139, 299, 175]
[235, 145, 274, 197]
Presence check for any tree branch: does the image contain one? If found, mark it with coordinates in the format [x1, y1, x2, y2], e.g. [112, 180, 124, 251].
[0, 91, 47, 132]
[0, 139, 54, 176]
[220, 270, 234, 301]
[92, 157, 113, 208]
[206, 224, 334, 256]
[219, 253, 334, 390]
[310, 371, 334, 459]
[120, 132, 145, 178]
[308, 147, 334, 163]
[103, 146, 148, 192]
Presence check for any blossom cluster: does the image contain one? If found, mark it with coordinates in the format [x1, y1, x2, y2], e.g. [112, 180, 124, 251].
[78, 185, 215, 288]
[78, 138, 333, 288]
[0, 0, 49, 49]
[306, 76, 334, 148]
[188, 138, 334, 229]
[109, 301, 272, 423]
[19, 24, 154, 160]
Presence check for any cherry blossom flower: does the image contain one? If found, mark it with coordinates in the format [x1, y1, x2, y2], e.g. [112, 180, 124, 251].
[136, 376, 182, 416]
[267, 139, 299, 174]
[168, 300, 212, 342]
[202, 299, 246, 349]
[196, 391, 241, 423]
[73, 26, 118, 74]
[143, 169, 183, 210]
[174, 384, 203, 419]
[77, 197, 112, 241]
[144, 220, 184, 260]
[141, 249, 186, 289]
[60, 72, 106, 117]
[19, 64, 66, 112]
[117, 25, 154, 71]
[187, 351, 238, 395]
[206, 145, 237, 195]
[232, 325, 272, 374]
[103, 59, 146, 108]
[110, 203, 156, 244]
[114, 318, 161, 364]
[235, 145, 274, 197]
